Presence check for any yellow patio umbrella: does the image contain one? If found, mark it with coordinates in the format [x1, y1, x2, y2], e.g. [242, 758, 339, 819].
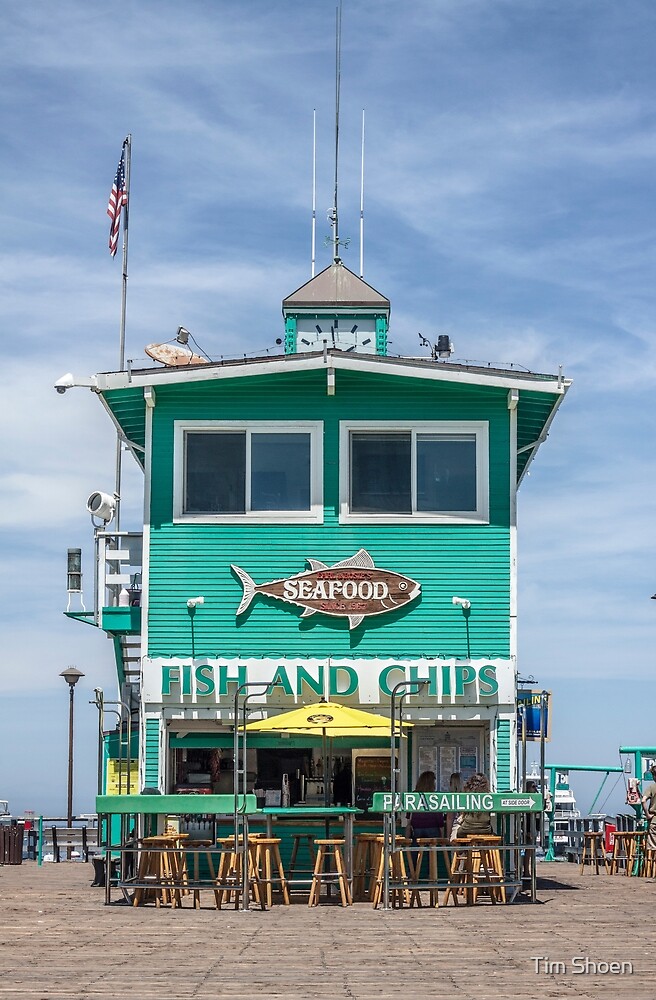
[244, 700, 412, 738]
[244, 700, 412, 807]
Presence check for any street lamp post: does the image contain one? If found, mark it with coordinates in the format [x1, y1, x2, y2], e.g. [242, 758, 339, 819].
[60, 666, 84, 858]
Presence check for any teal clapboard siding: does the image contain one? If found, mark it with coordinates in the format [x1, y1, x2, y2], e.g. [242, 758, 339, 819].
[146, 367, 511, 660]
[144, 718, 160, 788]
[496, 718, 512, 791]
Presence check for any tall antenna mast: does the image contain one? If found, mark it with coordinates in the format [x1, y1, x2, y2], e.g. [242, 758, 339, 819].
[332, 0, 343, 261]
[311, 109, 317, 277]
[359, 109, 365, 277]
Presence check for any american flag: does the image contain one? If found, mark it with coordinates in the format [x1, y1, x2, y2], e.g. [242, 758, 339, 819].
[107, 148, 128, 256]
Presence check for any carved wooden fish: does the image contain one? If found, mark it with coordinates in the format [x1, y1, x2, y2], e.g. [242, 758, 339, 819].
[231, 548, 421, 630]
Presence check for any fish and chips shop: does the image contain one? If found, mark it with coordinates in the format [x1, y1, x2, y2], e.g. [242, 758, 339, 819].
[63, 259, 568, 876]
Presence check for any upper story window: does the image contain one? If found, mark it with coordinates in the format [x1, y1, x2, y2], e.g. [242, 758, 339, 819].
[339, 421, 489, 524]
[173, 421, 323, 523]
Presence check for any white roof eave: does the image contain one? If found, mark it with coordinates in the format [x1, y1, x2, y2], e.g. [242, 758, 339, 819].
[96, 353, 571, 397]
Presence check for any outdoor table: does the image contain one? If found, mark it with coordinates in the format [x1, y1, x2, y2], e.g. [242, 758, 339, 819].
[259, 806, 361, 890]
[96, 793, 257, 906]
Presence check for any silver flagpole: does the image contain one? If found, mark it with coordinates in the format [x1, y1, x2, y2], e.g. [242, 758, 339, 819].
[359, 110, 365, 278]
[118, 134, 131, 371]
[114, 134, 131, 532]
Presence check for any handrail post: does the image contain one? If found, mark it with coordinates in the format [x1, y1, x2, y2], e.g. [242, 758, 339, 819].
[233, 679, 279, 911]
[385, 679, 426, 911]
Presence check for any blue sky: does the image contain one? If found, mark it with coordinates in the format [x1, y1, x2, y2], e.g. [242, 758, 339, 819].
[1, 0, 655, 818]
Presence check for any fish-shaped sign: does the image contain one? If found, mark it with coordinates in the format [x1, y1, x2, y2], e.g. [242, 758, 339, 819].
[231, 549, 421, 630]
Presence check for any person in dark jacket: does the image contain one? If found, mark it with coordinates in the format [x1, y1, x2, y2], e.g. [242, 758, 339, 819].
[405, 770, 445, 841]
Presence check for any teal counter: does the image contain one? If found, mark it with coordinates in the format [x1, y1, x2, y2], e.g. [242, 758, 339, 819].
[96, 793, 257, 815]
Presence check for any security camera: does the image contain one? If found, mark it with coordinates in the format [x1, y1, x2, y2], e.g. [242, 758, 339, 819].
[187, 596, 205, 609]
[54, 372, 97, 393]
[54, 373, 75, 394]
[87, 491, 118, 524]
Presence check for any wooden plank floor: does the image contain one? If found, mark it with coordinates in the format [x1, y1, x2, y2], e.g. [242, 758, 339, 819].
[0, 861, 652, 999]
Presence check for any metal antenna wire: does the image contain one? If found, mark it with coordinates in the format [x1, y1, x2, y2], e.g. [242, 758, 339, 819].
[332, 0, 342, 261]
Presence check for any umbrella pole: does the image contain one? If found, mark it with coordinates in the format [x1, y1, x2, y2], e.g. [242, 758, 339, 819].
[323, 729, 329, 809]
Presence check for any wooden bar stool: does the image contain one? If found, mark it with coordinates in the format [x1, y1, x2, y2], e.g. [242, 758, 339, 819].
[444, 837, 504, 905]
[370, 836, 412, 909]
[353, 833, 378, 901]
[444, 840, 471, 906]
[133, 835, 188, 907]
[254, 838, 290, 906]
[288, 834, 317, 882]
[414, 838, 440, 908]
[643, 848, 656, 878]
[308, 839, 352, 906]
[188, 840, 219, 909]
[610, 832, 631, 875]
[580, 831, 609, 874]
[468, 836, 505, 904]
[627, 831, 646, 876]
[216, 838, 265, 910]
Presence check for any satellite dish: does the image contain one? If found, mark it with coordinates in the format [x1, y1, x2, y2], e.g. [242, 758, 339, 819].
[145, 343, 208, 367]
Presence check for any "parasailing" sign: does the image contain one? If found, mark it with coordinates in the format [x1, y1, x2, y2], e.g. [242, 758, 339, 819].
[372, 791, 544, 813]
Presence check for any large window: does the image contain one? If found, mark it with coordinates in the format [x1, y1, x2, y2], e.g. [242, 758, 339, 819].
[340, 421, 488, 523]
[174, 421, 323, 522]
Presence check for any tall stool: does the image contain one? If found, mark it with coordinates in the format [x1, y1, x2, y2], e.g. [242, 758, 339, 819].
[580, 831, 609, 874]
[610, 832, 631, 875]
[308, 839, 352, 906]
[370, 836, 412, 909]
[413, 838, 440, 908]
[627, 831, 646, 876]
[643, 848, 656, 878]
[468, 836, 505, 904]
[216, 837, 264, 910]
[188, 840, 219, 909]
[254, 838, 290, 906]
[444, 837, 504, 905]
[288, 834, 317, 883]
[353, 833, 378, 901]
[133, 835, 189, 908]
[444, 840, 472, 906]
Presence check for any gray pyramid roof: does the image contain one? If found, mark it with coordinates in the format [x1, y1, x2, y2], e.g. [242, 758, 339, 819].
[282, 260, 390, 311]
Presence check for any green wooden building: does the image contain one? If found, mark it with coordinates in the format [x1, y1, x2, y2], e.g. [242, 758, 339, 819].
[64, 259, 570, 805]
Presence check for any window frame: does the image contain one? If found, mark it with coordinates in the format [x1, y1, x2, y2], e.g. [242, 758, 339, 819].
[339, 420, 489, 524]
[173, 420, 324, 524]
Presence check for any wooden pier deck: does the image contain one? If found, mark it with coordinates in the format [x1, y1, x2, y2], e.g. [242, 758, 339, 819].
[0, 861, 652, 999]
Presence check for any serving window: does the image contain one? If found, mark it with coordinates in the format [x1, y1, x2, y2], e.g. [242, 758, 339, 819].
[340, 420, 489, 524]
[173, 420, 323, 523]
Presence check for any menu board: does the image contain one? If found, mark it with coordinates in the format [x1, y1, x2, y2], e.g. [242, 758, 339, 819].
[353, 752, 395, 812]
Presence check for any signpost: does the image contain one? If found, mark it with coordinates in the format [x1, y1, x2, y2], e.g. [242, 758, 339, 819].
[372, 791, 544, 813]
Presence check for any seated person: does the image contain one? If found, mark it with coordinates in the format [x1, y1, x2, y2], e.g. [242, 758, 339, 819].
[405, 770, 445, 841]
[453, 772, 494, 839]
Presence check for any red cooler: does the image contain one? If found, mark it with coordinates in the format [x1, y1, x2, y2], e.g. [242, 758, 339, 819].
[605, 823, 616, 855]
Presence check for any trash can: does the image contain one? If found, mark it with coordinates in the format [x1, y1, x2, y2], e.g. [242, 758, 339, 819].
[0, 823, 24, 865]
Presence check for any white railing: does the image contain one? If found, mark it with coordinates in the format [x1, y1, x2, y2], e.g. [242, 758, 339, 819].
[94, 531, 143, 624]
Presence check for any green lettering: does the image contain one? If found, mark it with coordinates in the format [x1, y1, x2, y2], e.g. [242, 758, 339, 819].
[182, 664, 192, 696]
[162, 666, 180, 696]
[478, 664, 498, 696]
[218, 664, 247, 696]
[378, 665, 405, 697]
[329, 665, 358, 697]
[442, 664, 451, 696]
[270, 666, 293, 696]
[195, 664, 215, 696]
[454, 665, 476, 696]
[296, 665, 324, 697]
